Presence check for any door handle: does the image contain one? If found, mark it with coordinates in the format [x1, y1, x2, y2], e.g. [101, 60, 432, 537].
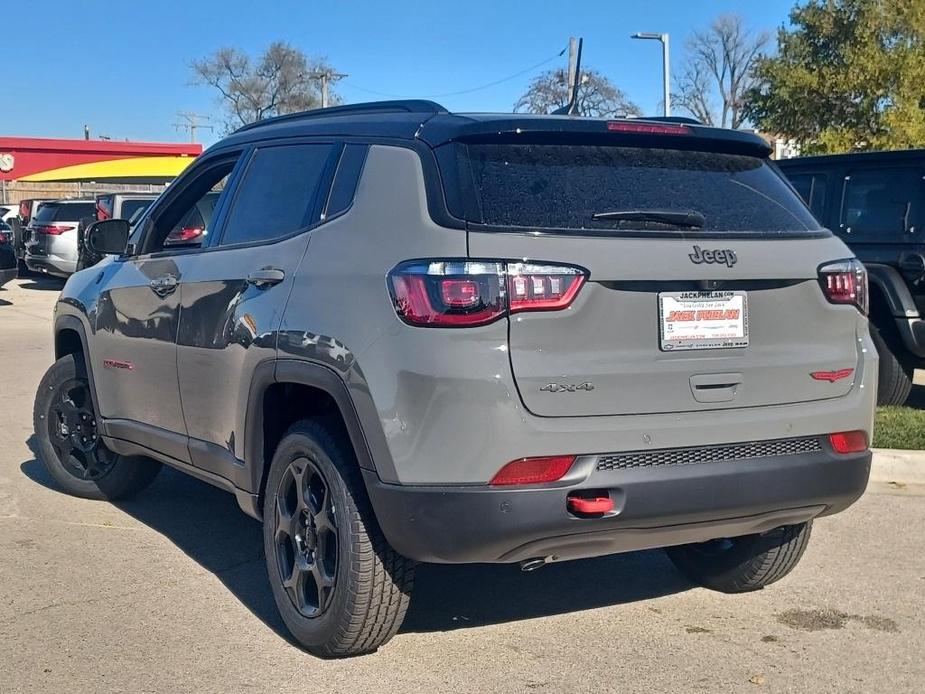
[246, 268, 285, 288]
[149, 273, 178, 297]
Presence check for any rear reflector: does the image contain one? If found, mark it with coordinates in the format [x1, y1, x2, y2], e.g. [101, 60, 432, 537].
[607, 121, 692, 135]
[829, 431, 868, 454]
[811, 368, 854, 383]
[489, 455, 576, 486]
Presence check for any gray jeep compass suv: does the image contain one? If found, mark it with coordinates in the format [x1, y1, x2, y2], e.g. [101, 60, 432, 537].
[33, 101, 876, 658]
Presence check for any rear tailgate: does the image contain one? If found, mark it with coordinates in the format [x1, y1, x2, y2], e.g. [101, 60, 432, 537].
[443, 133, 863, 417]
[470, 232, 860, 416]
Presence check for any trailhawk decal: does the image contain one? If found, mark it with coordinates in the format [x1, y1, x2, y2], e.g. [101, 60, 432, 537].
[102, 359, 134, 371]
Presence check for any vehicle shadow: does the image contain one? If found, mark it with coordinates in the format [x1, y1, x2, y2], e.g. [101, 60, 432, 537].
[17, 276, 66, 291]
[20, 438, 691, 643]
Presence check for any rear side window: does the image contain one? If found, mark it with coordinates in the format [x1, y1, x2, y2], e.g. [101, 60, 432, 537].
[840, 168, 922, 236]
[220, 143, 333, 247]
[33, 202, 95, 223]
[788, 172, 827, 221]
[445, 144, 820, 233]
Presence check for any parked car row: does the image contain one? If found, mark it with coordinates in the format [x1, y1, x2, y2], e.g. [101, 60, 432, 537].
[0, 192, 160, 279]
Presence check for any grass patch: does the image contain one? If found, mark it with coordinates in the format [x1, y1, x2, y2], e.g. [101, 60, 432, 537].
[873, 406, 925, 449]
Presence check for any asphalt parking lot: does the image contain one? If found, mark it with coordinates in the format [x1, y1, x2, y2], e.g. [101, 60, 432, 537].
[1, 276, 923, 693]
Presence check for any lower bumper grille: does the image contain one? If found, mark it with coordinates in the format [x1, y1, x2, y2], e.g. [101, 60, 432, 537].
[596, 437, 823, 472]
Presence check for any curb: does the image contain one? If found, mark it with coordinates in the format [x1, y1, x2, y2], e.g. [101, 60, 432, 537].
[871, 448, 925, 485]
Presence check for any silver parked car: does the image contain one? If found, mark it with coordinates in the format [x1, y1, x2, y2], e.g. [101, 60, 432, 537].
[23, 199, 96, 277]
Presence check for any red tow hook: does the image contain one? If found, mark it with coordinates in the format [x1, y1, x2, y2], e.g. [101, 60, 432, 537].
[567, 493, 614, 516]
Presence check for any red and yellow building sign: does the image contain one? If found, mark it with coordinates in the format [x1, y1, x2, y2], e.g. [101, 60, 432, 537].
[0, 137, 202, 183]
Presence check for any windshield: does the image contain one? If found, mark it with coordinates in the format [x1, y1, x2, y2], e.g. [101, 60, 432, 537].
[444, 143, 820, 233]
[33, 202, 95, 223]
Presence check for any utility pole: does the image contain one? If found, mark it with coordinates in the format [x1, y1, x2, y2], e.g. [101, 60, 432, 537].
[306, 69, 347, 108]
[173, 112, 214, 143]
[631, 32, 671, 117]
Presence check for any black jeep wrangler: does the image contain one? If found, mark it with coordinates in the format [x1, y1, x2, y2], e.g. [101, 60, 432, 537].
[779, 150, 925, 405]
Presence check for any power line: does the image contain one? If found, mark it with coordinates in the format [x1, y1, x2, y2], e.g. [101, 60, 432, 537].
[173, 112, 214, 143]
[341, 47, 567, 100]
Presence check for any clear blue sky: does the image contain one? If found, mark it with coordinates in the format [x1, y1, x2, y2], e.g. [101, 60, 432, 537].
[3, 0, 797, 147]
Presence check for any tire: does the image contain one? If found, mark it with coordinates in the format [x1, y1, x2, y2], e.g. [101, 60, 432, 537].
[871, 325, 913, 406]
[263, 419, 415, 658]
[665, 522, 812, 593]
[33, 353, 162, 500]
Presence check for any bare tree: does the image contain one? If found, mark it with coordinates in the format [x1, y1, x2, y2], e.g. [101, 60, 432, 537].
[675, 15, 769, 128]
[515, 67, 641, 118]
[191, 42, 341, 131]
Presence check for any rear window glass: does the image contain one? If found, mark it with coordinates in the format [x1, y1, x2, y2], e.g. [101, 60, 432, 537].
[447, 144, 820, 233]
[33, 202, 95, 223]
[119, 199, 153, 221]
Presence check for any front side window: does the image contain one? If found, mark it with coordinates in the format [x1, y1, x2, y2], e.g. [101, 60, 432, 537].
[219, 144, 333, 247]
[140, 158, 237, 254]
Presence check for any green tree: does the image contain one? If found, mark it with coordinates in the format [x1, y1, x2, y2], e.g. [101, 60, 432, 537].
[745, 0, 925, 153]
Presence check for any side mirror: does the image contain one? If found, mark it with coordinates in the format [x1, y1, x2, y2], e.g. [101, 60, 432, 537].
[86, 219, 130, 255]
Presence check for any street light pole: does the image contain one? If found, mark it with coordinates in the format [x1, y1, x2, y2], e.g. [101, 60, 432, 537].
[631, 32, 670, 117]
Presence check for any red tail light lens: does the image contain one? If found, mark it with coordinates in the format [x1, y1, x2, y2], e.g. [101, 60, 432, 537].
[829, 430, 868, 454]
[389, 260, 587, 327]
[36, 225, 72, 235]
[507, 262, 586, 313]
[819, 258, 868, 314]
[489, 455, 576, 486]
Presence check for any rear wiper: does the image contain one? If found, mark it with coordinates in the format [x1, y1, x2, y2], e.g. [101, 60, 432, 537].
[591, 209, 706, 228]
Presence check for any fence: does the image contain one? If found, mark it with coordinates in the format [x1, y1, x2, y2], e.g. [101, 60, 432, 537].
[0, 180, 168, 205]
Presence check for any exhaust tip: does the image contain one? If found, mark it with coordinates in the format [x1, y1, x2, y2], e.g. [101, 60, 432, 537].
[519, 558, 549, 572]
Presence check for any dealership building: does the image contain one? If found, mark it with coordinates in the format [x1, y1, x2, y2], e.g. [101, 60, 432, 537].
[0, 136, 202, 203]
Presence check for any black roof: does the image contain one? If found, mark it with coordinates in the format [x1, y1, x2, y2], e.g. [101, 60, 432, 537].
[778, 148, 925, 168]
[219, 99, 772, 156]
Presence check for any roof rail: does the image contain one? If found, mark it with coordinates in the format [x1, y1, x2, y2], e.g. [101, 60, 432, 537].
[234, 100, 449, 134]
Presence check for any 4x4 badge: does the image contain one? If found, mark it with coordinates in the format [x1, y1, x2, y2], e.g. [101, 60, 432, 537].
[540, 382, 594, 393]
[689, 245, 737, 268]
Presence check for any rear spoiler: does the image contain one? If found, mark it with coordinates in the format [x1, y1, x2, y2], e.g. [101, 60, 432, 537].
[417, 115, 772, 158]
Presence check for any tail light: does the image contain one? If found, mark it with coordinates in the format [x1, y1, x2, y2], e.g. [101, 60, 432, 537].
[388, 260, 587, 327]
[0, 229, 11, 244]
[165, 226, 205, 245]
[96, 199, 112, 221]
[19, 201, 29, 218]
[36, 225, 73, 235]
[489, 455, 576, 486]
[607, 121, 692, 135]
[819, 258, 868, 314]
[829, 430, 868, 454]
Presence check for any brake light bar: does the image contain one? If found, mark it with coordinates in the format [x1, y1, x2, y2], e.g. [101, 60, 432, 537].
[818, 258, 868, 314]
[36, 224, 73, 235]
[607, 121, 692, 136]
[389, 260, 587, 327]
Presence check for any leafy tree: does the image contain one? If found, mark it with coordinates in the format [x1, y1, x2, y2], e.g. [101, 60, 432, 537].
[675, 15, 769, 128]
[745, 0, 925, 153]
[192, 42, 340, 131]
[514, 68, 640, 118]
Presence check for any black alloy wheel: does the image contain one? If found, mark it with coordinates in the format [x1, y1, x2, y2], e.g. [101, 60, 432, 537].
[46, 376, 116, 481]
[273, 456, 339, 618]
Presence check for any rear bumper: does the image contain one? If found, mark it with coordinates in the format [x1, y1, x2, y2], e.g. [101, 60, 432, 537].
[365, 442, 871, 564]
[24, 252, 75, 277]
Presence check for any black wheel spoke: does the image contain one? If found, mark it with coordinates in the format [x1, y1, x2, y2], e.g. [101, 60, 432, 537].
[45, 375, 115, 481]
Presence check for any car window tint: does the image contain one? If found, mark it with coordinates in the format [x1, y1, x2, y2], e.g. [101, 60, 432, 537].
[448, 144, 819, 233]
[788, 173, 827, 222]
[220, 144, 332, 246]
[325, 144, 368, 218]
[841, 168, 922, 236]
[120, 199, 153, 221]
[34, 202, 95, 223]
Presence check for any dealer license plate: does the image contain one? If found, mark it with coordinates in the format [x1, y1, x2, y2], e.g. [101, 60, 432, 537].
[659, 291, 748, 351]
